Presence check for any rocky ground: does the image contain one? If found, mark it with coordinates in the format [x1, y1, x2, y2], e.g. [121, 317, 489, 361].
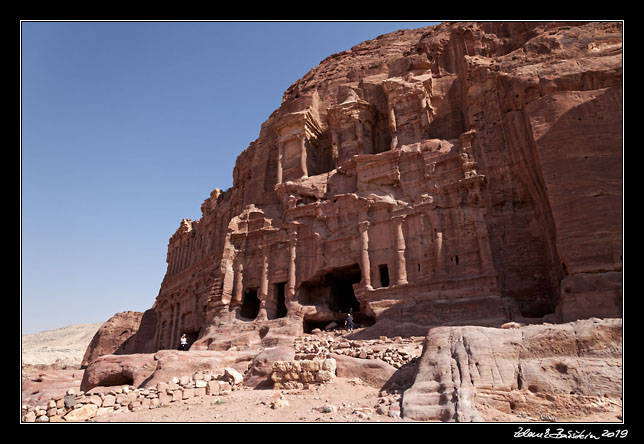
[22, 321, 623, 423]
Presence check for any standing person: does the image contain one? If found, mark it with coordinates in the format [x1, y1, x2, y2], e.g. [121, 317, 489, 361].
[179, 333, 188, 351]
[345, 313, 354, 331]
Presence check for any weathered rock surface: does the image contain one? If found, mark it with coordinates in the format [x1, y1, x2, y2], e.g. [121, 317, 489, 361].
[81, 311, 144, 367]
[122, 21, 620, 354]
[330, 352, 397, 388]
[79, 348, 264, 392]
[80, 353, 157, 392]
[21, 369, 85, 406]
[401, 317, 622, 422]
[244, 346, 296, 388]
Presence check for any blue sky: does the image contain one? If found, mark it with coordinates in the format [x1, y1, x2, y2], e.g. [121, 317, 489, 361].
[21, 21, 439, 334]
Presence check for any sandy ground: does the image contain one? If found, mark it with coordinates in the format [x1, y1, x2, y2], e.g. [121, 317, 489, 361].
[86, 378, 622, 424]
[91, 378, 411, 423]
[22, 323, 102, 367]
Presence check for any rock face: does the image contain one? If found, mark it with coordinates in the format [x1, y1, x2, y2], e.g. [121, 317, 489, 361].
[401, 318, 622, 421]
[81, 311, 144, 367]
[130, 22, 621, 352]
[80, 353, 157, 392]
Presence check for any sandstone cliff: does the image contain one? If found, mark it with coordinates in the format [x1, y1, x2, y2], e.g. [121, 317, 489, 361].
[130, 22, 621, 353]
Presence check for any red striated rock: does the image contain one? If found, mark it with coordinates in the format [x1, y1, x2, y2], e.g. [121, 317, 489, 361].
[401, 317, 622, 422]
[21, 369, 85, 406]
[81, 311, 144, 368]
[128, 22, 621, 353]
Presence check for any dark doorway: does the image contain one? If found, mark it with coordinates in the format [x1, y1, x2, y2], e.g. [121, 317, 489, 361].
[327, 264, 362, 314]
[183, 330, 199, 349]
[379, 264, 390, 287]
[274, 282, 287, 319]
[240, 288, 260, 320]
[299, 264, 375, 330]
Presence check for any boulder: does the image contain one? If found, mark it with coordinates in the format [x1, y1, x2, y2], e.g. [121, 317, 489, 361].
[224, 367, 244, 385]
[329, 352, 396, 388]
[81, 311, 144, 367]
[63, 403, 98, 422]
[80, 353, 156, 392]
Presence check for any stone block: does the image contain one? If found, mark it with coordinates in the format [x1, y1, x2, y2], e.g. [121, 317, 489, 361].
[64, 404, 98, 422]
[87, 395, 103, 406]
[158, 392, 171, 405]
[206, 380, 220, 396]
[102, 394, 116, 407]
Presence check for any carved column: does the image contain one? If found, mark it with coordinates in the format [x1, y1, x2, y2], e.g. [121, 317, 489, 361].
[331, 129, 339, 165]
[170, 302, 178, 349]
[392, 215, 408, 285]
[257, 247, 269, 320]
[469, 209, 494, 273]
[427, 210, 445, 276]
[287, 227, 298, 305]
[358, 220, 372, 289]
[299, 135, 308, 177]
[355, 119, 364, 154]
[388, 105, 398, 150]
[233, 262, 244, 305]
[276, 141, 284, 184]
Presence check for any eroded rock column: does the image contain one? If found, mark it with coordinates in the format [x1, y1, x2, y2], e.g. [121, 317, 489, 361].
[258, 247, 269, 320]
[299, 135, 308, 178]
[392, 215, 408, 285]
[427, 210, 446, 276]
[287, 226, 298, 307]
[277, 141, 284, 184]
[233, 262, 244, 305]
[358, 220, 372, 289]
[388, 106, 398, 150]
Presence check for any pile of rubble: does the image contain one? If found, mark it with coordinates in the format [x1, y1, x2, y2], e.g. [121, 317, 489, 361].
[294, 334, 424, 369]
[271, 358, 336, 390]
[21, 367, 245, 422]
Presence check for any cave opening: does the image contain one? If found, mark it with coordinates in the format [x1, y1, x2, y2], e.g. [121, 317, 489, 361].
[183, 329, 199, 349]
[240, 288, 260, 320]
[299, 263, 375, 330]
[97, 373, 134, 388]
[327, 264, 362, 314]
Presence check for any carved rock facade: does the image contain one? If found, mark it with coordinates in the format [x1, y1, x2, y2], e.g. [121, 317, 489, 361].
[135, 22, 622, 353]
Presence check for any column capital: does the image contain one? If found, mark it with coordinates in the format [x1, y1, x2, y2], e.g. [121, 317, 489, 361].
[391, 214, 406, 224]
[358, 220, 371, 231]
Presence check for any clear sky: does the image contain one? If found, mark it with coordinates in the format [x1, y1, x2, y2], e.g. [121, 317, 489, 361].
[21, 20, 440, 335]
